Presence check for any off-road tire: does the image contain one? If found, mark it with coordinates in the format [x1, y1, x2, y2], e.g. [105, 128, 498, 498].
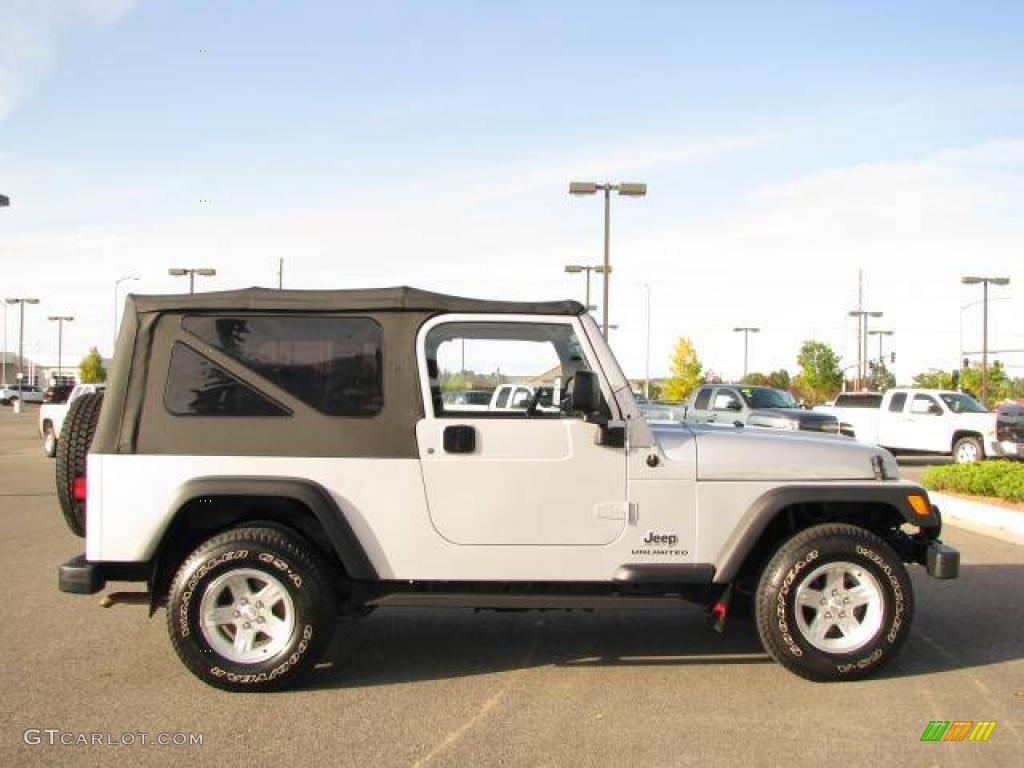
[55, 392, 104, 537]
[755, 523, 914, 682]
[953, 435, 983, 464]
[166, 526, 337, 692]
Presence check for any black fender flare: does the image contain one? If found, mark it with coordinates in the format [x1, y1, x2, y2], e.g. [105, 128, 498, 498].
[162, 476, 377, 580]
[714, 483, 939, 583]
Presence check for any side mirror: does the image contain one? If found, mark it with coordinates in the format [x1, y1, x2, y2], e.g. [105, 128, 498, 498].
[728, 401, 742, 411]
[929, 404, 942, 416]
[566, 370, 601, 415]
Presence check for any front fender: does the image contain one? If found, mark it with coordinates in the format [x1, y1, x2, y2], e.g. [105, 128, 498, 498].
[714, 483, 939, 583]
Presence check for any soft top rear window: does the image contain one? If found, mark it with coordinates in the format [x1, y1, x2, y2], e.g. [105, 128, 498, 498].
[182, 315, 383, 417]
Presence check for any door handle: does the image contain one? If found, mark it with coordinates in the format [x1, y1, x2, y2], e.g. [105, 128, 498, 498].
[706, 415, 717, 423]
[443, 425, 476, 454]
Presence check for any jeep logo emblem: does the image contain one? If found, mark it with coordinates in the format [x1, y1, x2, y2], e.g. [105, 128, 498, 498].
[643, 531, 678, 546]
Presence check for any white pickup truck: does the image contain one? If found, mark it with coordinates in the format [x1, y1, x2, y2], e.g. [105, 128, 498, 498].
[39, 384, 105, 457]
[815, 388, 996, 463]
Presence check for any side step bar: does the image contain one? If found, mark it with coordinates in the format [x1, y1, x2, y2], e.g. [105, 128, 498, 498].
[366, 593, 694, 610]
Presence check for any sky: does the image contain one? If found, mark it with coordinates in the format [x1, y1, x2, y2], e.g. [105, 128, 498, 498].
[1, 0, 1023, 384]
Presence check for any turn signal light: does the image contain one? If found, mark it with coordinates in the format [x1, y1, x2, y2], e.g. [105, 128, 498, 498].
[907, 494, 930, 517]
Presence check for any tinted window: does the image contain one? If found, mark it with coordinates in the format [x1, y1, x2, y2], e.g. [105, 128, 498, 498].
[183, 315, 383, 417]
[939, 393, 987, 414]
[693, 388, 711, 410]
[165, 343, 288, 417]
[888, 393, 907, 412]
[837, 393, 883, 408]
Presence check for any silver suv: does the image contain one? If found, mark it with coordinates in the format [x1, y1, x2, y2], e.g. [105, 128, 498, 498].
[56, 287, 958, 691]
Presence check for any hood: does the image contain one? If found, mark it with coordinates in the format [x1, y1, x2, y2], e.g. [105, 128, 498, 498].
[653, 424, 897, 481]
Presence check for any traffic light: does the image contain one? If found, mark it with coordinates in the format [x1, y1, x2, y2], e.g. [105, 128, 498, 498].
[890, 351, 895, 364]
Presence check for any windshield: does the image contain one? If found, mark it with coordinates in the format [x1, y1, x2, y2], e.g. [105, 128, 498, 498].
[939, 393, 987, 414]
[740, 387, 797, 409]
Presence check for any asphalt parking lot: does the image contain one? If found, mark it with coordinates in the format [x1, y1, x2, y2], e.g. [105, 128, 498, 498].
[1, 407, 1021, 767]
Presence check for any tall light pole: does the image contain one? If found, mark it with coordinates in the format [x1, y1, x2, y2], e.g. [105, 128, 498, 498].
[733, 327, 760, 379]
[47, 316, 74, 383]
[848, 309, 883, 389]
[563, 264, 607, 310]
[962, 275, 1010, 405]
[114, 276, 139, 352]
[168, 267, 217, 294]
[868, 330, 894, 367]
[568, 181, 647, 337]
[5, 298, 40, 387]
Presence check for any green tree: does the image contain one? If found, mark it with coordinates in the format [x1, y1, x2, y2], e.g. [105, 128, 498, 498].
[867, 361, 896, 392]
[767, 369, 792, 390]
[912, 369, 955, 390]
[662, 337, 703, 402]
[741, 371, 770, 385]
[78, 347, 107, 383]
[794, 340, 843, 405]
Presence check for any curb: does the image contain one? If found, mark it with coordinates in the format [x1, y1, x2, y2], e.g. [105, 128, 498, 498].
[930, 491, 1024, 546]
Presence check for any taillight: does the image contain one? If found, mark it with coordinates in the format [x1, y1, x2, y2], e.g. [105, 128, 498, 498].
[72, 476, 87, 503]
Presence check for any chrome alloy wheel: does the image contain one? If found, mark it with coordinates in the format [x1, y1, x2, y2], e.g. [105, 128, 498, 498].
[955, 441, 980, 464]
[199, 568, 296, 664]
[793, 561, 884, 653]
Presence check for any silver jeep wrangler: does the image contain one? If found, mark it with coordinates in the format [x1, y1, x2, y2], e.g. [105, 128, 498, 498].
[56, 287, 959, 691]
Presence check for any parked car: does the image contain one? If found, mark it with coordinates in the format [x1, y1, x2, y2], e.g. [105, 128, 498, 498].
[815, 388, 995, 463]
[441, 389, 493, 411]
[57, 286, 957, 691]
[0, 384, 44, 405]
[686, 384, 841, 434]
[39, 384, 105, 457]
[993, 401, 1024, 459]
[43, 384, 76, 404]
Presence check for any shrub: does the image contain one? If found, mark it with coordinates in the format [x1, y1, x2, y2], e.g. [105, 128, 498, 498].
[921, 461, 1024, 502]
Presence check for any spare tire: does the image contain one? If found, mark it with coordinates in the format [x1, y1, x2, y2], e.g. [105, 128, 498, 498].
[56, 392, 104, 538]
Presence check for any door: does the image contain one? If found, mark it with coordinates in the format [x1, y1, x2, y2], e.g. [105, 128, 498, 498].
[708, 387, 744, 426]
[901, 393, 949, 451]
[416, 316, 627, 546]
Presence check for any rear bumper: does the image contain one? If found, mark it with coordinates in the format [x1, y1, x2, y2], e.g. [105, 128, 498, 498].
[59, 555, 147, 594]
[989, 439, 1023, 459]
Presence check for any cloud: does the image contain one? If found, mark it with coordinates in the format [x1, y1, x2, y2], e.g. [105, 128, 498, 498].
[0, 0, 134, 122]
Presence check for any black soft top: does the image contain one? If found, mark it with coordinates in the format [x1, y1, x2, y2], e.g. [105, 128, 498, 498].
[126, 286, 585, 316]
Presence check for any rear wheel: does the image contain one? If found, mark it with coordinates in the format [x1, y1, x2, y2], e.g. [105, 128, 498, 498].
[55, 392, 104, 537]
[166, 526, 337, 692]
[755, 523, 913, 681]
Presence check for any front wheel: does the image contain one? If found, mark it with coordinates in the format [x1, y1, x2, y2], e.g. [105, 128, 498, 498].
[755, 523, 914, 682]
[166, 526, 337, 692]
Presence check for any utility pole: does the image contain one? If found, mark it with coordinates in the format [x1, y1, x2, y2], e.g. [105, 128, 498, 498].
[962, 275, 1011, 405]
[5, 297, 40, 388]
[848, 271, 882, 391]
[277, 258, 284, 289]
[643, 283, 651, 399]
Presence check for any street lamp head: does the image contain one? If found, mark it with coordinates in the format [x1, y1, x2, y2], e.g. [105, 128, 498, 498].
[168, 268, 187, 276]
[568, 182, 598, 195]
[48, 316, 74, 322]
[195, 268, 217, 277]
[593, 265, 609, 274]
[0, 193, 9, 207]
[991, 277, 1011, 286]
[868, 311, 883, 318]
[617, 182, 647, 197]
[564, 265, 584, 273]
